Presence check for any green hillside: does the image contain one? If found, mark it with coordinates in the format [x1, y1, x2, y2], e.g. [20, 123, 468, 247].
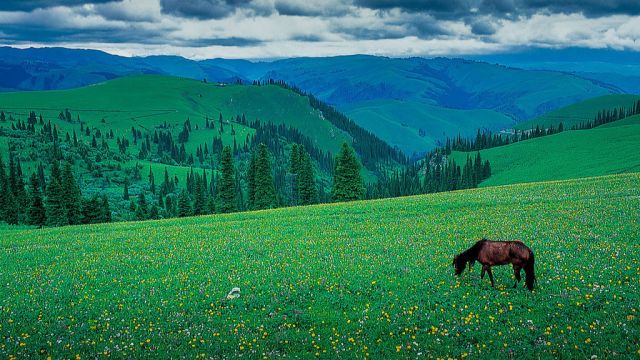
[342, 99, 514, 155]
[452, 115, 640, 186]
[1, 173, 638, 358]
[515, 94, 640, 130]
[0, 75, 407, 221]
[0, 75, 351, 153]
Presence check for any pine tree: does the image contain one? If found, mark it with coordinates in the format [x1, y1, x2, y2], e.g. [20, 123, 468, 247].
[298, 150, 318, 205]
[247, 151, 257, 209]
[135, 193, 148, 220]
[101, 195, 112, 223]
[62, 162, 82, 225]
[177, 189, 192, 217]
[123, 177, 130, 200]
[27, 173, 46, 226]
[218, 146, 236, 213]
[81, 195, 103, 224]
[192, 174, 206, 215]
[331, 143, 364, 202]
[253, 144, 276, 210]
[45, 178, 67, 227]
[149, 167, 156, 194]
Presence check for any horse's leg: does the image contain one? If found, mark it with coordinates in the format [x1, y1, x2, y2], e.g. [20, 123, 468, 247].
[481, 265, 487, 279]
[513, 265, 522, 288]
[487, 267, 495, 287]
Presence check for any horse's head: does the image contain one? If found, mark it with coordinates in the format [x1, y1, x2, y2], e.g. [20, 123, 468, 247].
[453, 254, 466, 276]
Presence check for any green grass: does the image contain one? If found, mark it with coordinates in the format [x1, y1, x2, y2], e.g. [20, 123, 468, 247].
[452, 116, 640, 187]
[0, 75, 352, 154]
[1, 173, 638, 358]
[343, 100, 515, 156]
[515, 94, 640, 130]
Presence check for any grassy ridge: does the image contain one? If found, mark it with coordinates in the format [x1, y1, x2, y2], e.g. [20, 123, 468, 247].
[452, 115, 640, 187]
[0, 75, 352, 154]
[515, 94, 640, 130]
[1, 173, 638, 358]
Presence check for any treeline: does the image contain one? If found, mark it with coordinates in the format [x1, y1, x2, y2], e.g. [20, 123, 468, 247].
[571, 100, 640, 130]
[0, 150, 110, 227]
[256, 79, 406, 169]
[443, 124, 565, 154]
[367, 150, 490, 199]
[124, 142, 363, 222]
[443, 99, 640, 154]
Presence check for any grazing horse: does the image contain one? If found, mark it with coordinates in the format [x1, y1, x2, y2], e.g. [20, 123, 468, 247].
[453, 239, 536, 291]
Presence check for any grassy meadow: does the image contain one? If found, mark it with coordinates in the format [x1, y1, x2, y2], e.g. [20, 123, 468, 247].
[452, 115, 640, 187]
[515, 94, 640, 130]
[1, 172, 638, 358]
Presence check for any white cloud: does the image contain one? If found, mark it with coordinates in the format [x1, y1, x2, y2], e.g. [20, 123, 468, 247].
[0, 0, 639, 58]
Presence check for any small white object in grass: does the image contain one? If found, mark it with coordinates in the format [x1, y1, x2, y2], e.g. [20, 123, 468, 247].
[226, 287, 241, 300]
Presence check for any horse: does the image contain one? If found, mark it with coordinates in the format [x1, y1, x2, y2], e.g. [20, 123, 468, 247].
[453, 239, 536, 291]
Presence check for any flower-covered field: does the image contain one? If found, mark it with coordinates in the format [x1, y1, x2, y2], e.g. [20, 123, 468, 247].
[1, 173, 639, 359]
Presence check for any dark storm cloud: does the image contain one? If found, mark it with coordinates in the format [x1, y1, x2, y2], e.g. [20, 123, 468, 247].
[159, 0, 271, 20]
[522, 0, 640, 17]
[355, 0, 640, 18]
[470, 20, 498, 35]
[0, 0, 122, 12]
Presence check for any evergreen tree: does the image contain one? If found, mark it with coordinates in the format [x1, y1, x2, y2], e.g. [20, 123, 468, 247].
[253, 144, 276, 210]
[101, 195, 112, 223]
[45, 178, 67, 227]
[218, 146, 236, 213]
[62, 162, 82, 225]
[298, 150, 318, 205]
[135, 193, 148, 220]
[81, 195, 103, 224]
[149, 167, 156, 194]
[331, 143, 365, 202]
[177, 189, 192, 217]
[192, 174, 206, 215]
[247, 150, 257, 209]
[27, 173, 46, 226]
[123, 177, 130, 200]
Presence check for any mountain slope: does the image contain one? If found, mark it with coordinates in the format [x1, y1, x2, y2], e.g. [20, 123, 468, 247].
[452, 115, 640, 186]
[229, 56, 619, 154]
[515, 94, 640, 130]
[0, 75, 404, 220]
[0, 47, 624, 155]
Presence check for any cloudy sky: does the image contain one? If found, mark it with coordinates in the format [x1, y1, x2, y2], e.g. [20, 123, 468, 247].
[0, 0, 639, 59]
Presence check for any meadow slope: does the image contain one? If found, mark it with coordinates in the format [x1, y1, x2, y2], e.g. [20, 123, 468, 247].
[452, 115, 640, 187]
[515, 94, 640, 130]
[1, 173, 638, 358]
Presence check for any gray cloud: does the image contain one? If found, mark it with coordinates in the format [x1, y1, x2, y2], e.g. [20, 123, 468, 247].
[356, 0, 640, 19]
[0, 0, 122, 11]
[159, 0, 269, 19]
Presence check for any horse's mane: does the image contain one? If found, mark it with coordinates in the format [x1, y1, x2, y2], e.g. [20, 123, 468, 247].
[454, 239, 487, 273]
[460, 239, 487, 263]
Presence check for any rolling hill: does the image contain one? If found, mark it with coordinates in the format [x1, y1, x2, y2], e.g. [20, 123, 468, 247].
[0, 75, 403, 220]
[515, 94, 640, 130]
[1, 47, 626, 155]
[452, 114, 640, 186]
[1, 172, 638, 358]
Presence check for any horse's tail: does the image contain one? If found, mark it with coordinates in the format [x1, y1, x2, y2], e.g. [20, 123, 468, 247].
[524, 250, 536, 291]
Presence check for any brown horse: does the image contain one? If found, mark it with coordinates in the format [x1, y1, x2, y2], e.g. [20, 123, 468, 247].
[453, 239, 536, 291]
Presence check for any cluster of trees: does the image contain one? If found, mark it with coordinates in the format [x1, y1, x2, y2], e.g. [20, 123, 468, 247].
[444, 124, 564, 154]
[367, 150, 491, 199]
[127, 140, 365, 222]
[0, 151, 110, 227]
[266, 79, 406, 168]
[572, 100, 640, 130]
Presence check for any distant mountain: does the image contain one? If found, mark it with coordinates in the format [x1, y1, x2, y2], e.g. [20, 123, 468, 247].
[469, 48, 640, 94]
[0, 47, 632, 155]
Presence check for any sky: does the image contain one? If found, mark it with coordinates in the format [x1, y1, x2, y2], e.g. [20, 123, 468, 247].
[0, 0, 639, 59]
